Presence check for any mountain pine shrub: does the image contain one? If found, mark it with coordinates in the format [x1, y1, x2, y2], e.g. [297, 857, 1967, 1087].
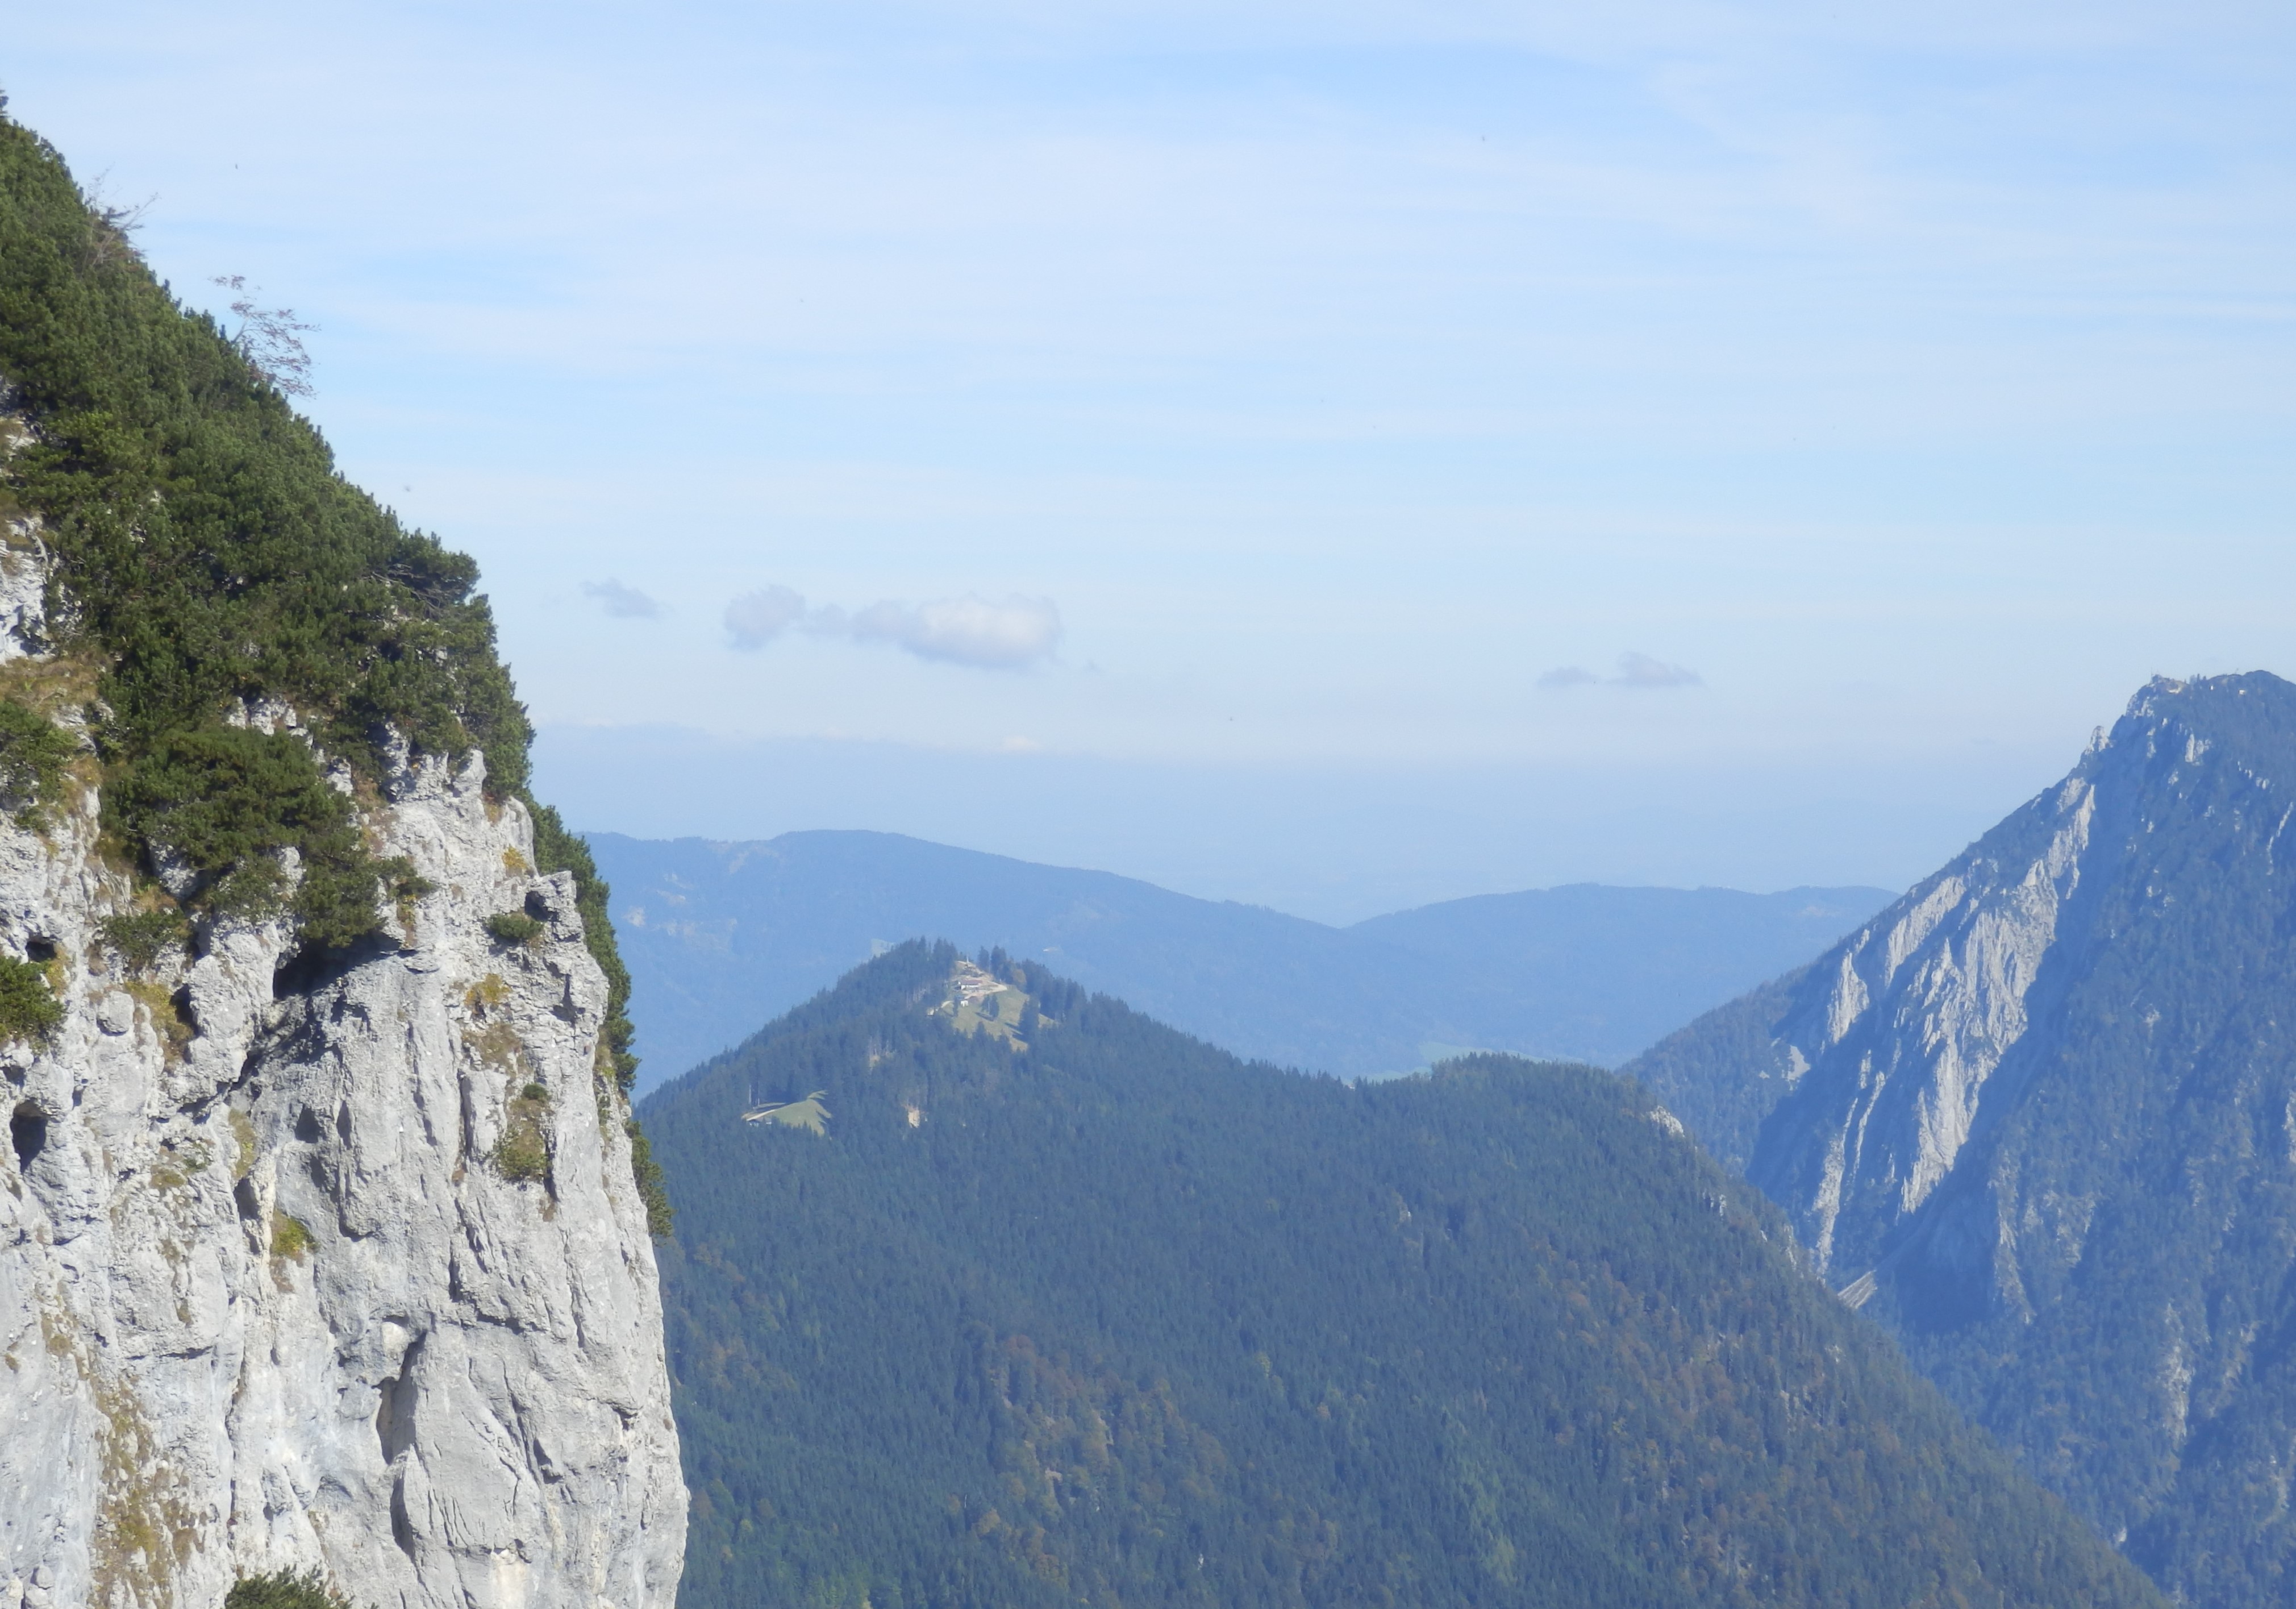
[0, 107, 667, 1229]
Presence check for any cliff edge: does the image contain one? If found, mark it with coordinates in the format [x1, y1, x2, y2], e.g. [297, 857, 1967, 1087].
[0, 103, 684, 1608]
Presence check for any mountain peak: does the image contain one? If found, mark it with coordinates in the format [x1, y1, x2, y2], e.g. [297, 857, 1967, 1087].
[1718, 670, 2296, 1280]
[2114, 668, 2296, 760]
[1639, 671, 2296, 1602]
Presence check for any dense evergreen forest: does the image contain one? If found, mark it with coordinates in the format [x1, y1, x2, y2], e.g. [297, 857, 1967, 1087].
[645, 942, 2159, 1609]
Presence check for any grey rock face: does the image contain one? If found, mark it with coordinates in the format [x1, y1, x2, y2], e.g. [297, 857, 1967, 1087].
[1631, 733, 2101, 1267]
[1740, 758, 2095, 1280]
[1737, 679, 2265, 1291]
[1681, 671, 2296, 1605]
[0, 598, 685, 1604]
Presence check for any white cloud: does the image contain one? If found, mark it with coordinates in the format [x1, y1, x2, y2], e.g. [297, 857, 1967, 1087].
[583, 578, 661, 619]
[725, 587, 1061, 669]
[843, 594, 1062, 670]
[724, 585, 809, 648]
[1540, 652, 1703, 690]
[1612, 651, 1702, 688]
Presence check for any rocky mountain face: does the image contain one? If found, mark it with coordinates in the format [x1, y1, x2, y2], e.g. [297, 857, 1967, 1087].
[0, 534, 685, 1608]
[1636, 673, 2296, 1608]
[0, 109, 684, 1609]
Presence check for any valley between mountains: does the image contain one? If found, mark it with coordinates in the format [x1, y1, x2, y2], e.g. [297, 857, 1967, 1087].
[589, 830, 1889, 1094]
[634, 673, 2296, 1609]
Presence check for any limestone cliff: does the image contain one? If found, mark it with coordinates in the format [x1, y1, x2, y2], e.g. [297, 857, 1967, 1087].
[1740, 743, 2095, 1281]
[0, 572, 684, 1608]
[1, 531, 685, 1608]
[1637, 672, 2296, 1607]
[0, 105, 685, 1609]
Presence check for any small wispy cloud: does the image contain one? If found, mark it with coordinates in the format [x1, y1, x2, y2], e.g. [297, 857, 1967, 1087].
[583, 579, 662, 620]
[1539, 652, 1704, 691]
[723, 587, 1062, 670]
[842, 594, 1061, 669]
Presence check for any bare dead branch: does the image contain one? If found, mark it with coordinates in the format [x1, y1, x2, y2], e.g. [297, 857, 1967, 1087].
[212, 275, 319, 398]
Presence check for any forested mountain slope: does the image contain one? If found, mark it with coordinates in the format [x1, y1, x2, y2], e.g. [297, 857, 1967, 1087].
[1619, 971, 1810, 1174]
[1631, 673, 2296, 1609]
[644, 941, 2157, 1609]
[589, 829, 1887, 1089]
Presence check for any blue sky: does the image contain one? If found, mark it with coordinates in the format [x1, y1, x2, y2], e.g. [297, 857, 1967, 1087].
[7, 2, 2293, 918]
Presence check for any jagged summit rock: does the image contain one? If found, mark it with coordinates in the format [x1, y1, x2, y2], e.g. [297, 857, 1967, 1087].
[1637, 671, 2296, 1607]
[1741, 672, 2293, 1287]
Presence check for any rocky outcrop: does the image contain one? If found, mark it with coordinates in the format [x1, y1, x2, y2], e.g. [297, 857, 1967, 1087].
[1, 548, 684, 1606]
[1655, 672, 2296, 1607]
[1736, 755, 2098, 1279]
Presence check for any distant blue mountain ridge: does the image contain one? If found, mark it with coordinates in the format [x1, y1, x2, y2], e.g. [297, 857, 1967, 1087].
[587, 829, 1893, 1092]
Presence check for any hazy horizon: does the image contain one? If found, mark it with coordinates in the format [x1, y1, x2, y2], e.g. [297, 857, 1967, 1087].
[544, 720, 2030, 924]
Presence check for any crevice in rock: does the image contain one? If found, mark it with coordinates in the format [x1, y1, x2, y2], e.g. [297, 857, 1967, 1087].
[377, 1334, 423, 1467]
[389, 1472, 419, 1562]
[166, 984, 197, 1041]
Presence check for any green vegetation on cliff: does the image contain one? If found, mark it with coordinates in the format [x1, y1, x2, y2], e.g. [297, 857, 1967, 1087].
[224, 1571, 357, 1609]
[0, 107, 523, 939]
[646, 942, 2161, 1609]
[0, 102, 663, 1229]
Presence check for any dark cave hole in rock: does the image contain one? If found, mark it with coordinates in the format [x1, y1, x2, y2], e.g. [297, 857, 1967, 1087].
[272, 930, 397, 1000]
[23, 937, 55, 963]
[10, 1101, 46, 1170]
